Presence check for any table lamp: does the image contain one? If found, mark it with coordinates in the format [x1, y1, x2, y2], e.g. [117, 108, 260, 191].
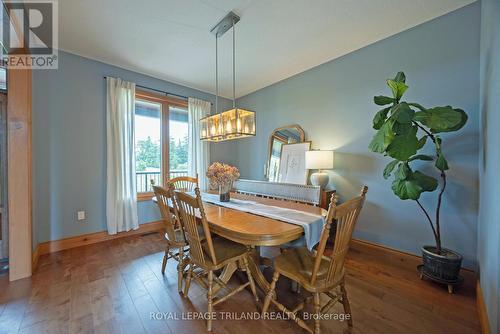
[305, 150, 334, 188]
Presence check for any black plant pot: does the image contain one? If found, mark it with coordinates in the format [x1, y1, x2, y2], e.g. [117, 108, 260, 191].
[421, 246, 463, 281]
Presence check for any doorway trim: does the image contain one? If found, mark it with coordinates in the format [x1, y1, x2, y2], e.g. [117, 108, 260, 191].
[7, 68, 32, 281]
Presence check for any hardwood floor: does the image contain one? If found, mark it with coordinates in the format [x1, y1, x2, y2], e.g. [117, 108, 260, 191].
[0, 232, 480, 333]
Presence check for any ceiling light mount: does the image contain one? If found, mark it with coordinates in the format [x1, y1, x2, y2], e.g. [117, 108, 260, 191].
[210, 11, 240, 37]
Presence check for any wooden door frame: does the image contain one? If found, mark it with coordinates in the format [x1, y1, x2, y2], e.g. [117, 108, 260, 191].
[0, 93, 7, 256]
[7, 68, 32, 281]
[4, 1, 34, 281]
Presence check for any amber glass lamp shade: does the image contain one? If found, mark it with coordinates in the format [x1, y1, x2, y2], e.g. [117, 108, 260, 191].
[200, 108, 256, 142]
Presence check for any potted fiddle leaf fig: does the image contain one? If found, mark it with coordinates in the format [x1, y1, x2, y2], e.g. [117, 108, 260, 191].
[368, 72, 468, 283]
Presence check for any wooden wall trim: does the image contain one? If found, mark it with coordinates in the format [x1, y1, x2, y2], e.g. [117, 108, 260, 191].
[476, 280, 491, 334]
[32, 243, 40, 271]
[350, 238, 475, 273]
[7, 68, 33, 281]
[34, 221, 164, 261]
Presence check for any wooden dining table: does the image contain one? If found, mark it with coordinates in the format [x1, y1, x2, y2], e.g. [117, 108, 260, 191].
[172, 192, 326, 294]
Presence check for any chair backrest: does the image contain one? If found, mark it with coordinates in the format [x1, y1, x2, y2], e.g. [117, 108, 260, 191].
[310, 186, 368, 286]
[153, 185, 183, 243]
[174, 188, 217, 266]
[170, 175, 198, 192]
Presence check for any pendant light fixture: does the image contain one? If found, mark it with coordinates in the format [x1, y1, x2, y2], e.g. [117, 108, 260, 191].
[200, 11, 256, 142]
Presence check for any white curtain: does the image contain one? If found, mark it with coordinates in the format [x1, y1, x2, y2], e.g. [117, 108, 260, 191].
[188, 97, 211, 191]
[106, 77, 139, 235]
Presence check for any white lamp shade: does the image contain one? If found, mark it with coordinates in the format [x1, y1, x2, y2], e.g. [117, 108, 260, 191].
[305, 150, 334, 170]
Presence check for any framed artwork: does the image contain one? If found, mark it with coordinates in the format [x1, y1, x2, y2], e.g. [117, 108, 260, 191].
[277, 141, 311, 184]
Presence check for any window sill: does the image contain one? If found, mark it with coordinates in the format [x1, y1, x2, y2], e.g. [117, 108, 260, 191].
[137, 192, 154, 201]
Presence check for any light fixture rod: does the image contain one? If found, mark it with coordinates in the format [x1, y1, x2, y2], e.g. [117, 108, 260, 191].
[232, 17, 236, 108]
[215, 33, 218, 115]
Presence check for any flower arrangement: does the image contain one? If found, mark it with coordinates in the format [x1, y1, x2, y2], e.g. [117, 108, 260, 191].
[206, 162, 240, 190]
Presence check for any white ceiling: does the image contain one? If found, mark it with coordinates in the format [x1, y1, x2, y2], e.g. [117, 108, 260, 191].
[59, 0, 476, 98]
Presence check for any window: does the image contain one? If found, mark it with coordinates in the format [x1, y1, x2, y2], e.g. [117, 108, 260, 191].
[169, 106, 189, 179]
[0, 67, 6, 91]
[134, 90, 189, 200]
[134, 99, 162, 194]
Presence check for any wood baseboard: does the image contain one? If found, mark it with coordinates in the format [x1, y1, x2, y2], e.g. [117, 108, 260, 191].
[32, 244, 40, 272]
[31, 227, 477, 279]
[350, 238, 475, 273]
[476, 280, 491, 334]
[35, 221, 164, 258]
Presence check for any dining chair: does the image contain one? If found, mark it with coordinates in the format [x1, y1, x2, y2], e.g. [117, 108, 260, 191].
[261, 186, 368, 334]
[174, 188, 259, 331]
[170, 174, 198, 192]
[153, 185, 188, 293]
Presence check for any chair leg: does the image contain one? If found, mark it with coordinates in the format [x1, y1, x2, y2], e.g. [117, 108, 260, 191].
[242, 257, 259, 302]
[313, 292, 321, 334]
[161, 245, 170, 275]
[340, 282, 353, 327]
[183, 263, 193, 297]
[261, 271, 280, 315]
[207, 270, 214, 332]
[177, 247, 184, 293]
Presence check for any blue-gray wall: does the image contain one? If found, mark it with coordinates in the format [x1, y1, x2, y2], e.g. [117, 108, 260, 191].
[32, 4, 484, 272]
[479, 0, 500, 331]
[228, 3, 480, 268]
[32, 51, 230, 246]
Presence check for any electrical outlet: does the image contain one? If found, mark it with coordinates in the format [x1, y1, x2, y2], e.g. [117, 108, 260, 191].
[77, 211, 86, 221]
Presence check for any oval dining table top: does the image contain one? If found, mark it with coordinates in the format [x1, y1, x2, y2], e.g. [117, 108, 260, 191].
[188, 192, 325, 247]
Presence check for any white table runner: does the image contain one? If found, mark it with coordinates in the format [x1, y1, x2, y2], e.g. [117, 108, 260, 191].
[196, 192, 326, 250]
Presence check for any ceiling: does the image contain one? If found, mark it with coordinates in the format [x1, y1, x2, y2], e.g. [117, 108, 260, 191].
[59, 0, 476, 98]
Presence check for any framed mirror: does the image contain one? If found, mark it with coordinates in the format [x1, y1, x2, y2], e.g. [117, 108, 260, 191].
[267, 125, 306, 182]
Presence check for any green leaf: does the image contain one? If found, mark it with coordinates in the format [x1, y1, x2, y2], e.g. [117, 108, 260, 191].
[392, 122, 413, 135]
[393, 102, 415, 124]
[440, 108, 468, 132]
[394, 72, 406, 83]
[387, 79, 408, 101]
[416, 136, 428, 149]
[408, 154, 434, 162]
[373, 107, 391, 130]
[392, 177, 422, 200]
[395, 163, 410, 180]
[386, 126, 419, 161]
[414, 106, 462, 133]
[435, 152, 449, 171]
[391, 170, 437, 200]
[383, 160, 399, 179]
[369, 121, 395, 153]
[413, 171, 438, 192]
[374, 96, 395, 106]
[408, 102, 426, 111]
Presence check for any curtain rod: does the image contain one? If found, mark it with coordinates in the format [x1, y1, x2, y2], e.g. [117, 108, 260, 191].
[103, 76, 213, 105]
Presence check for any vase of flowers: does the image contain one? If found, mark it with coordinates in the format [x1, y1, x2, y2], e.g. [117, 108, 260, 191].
[206, 162, 240, 202]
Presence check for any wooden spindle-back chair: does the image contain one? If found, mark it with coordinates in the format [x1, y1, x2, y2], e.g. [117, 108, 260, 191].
[153, 185, 188, 292]
[261, 186, 368, 334]
[174, 188, 259, 331]
[170, 174, 198, 192]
